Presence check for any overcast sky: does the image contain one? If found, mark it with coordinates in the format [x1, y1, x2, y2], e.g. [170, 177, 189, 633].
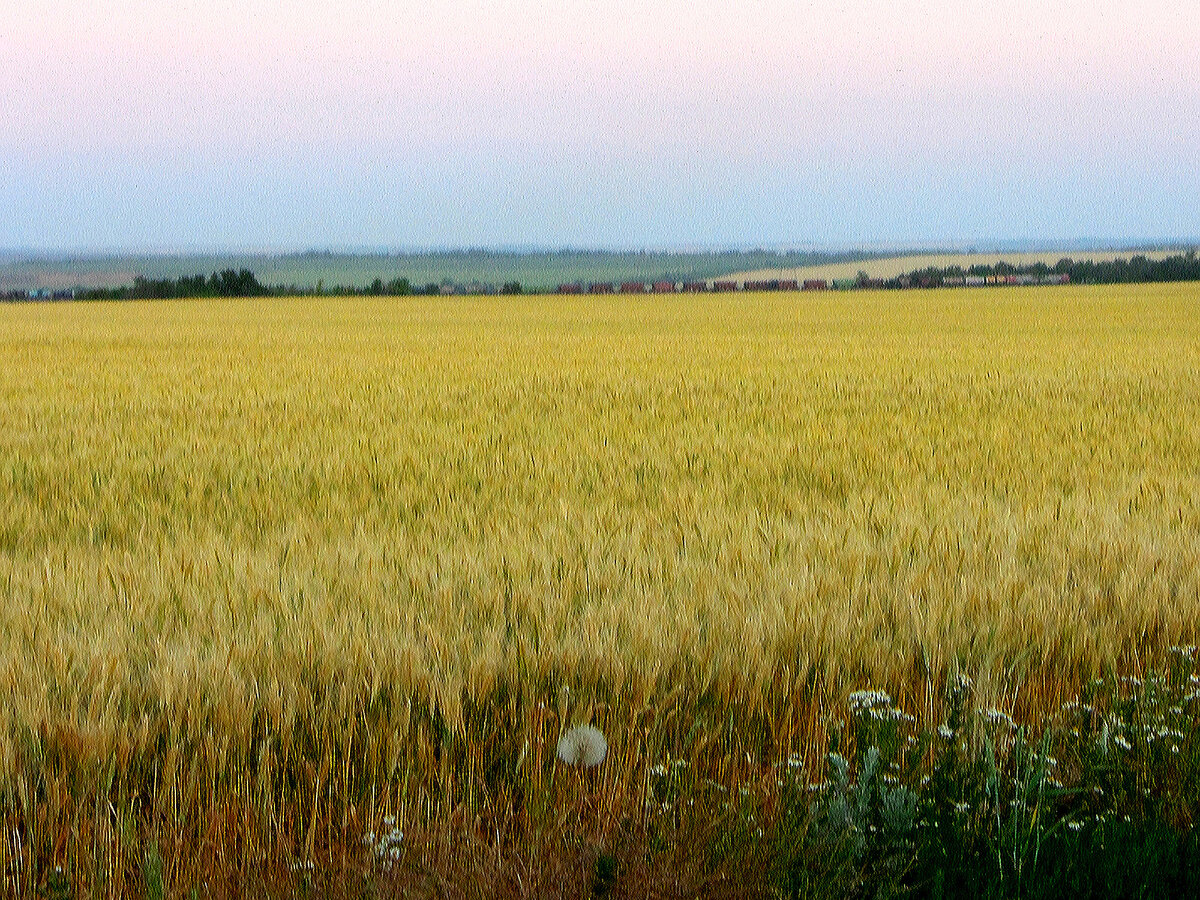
[4, 0, 1198, 251]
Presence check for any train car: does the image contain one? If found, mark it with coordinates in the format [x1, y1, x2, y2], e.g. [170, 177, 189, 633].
[588, 282, 614, 294]
[802, 279, 828, 291]
[779, 280, 799, 290]
[558, 283, 582, 294]
[652, 281, 677, 293]
[620, 281, 648, 294]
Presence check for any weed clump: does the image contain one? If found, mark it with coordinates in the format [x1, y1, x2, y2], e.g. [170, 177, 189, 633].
[775, 659, 1200, 898]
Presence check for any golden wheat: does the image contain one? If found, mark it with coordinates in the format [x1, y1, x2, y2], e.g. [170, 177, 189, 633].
[2, 284, 1199, 890]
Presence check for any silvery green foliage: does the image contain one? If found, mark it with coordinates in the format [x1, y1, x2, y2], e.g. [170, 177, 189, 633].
[879, 781, 919, 834]
[819, 745, 918, 859]
[557, 724, 608, 768]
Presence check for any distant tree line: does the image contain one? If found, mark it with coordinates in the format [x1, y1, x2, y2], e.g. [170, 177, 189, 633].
[69, 273, 524, 300]
[75, 270, 273, 300]
[66, 272, 446, 300]
[897, 250, 1200, 288]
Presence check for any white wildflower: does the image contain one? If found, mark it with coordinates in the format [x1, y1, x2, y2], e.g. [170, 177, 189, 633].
[849, 689, 893, 711]
[848, 689, 914, 723]
[981, 708, 1017, 729]
[367, 816, 404, 867]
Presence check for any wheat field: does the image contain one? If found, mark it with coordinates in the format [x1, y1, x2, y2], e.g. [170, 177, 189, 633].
[2, 285, 1199, 893]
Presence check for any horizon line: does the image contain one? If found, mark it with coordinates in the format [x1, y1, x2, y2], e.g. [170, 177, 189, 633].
[4, 238, 1199, 263]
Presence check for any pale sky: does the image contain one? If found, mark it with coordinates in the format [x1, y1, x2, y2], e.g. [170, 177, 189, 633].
[3, 1, 1198, 250]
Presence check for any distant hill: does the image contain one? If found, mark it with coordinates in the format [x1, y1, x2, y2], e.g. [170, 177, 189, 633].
[0, 249, 885, 293]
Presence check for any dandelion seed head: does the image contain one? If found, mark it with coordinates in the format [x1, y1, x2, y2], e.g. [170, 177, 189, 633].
[556, 724, 607, 768]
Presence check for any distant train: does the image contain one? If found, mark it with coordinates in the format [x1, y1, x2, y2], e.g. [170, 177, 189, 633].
[556, 273, 1070, 294]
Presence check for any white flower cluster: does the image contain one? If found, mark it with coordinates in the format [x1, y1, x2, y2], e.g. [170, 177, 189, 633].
[649, 758, 688, 778]
[1118, 672, 1173, 691]
[1187, 673, 1200, 703]
[1059, 700, 1095, 715]
[848, 689, 891, 710]
[1101, 714, 1186, 755]
[364, 815, 403, 864]
[979, 707, 1017, 729]
[847, 690, 915, 723]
